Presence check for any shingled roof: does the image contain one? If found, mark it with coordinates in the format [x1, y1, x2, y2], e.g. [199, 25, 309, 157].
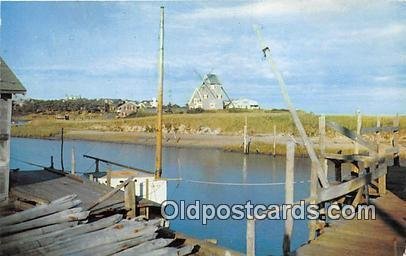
[0, 57, 26, 94]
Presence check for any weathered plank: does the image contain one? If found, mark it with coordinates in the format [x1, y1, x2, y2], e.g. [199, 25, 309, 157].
[114, 238, 173, 256]
[0, 198, 80, 226]
[0, 208, 89, 236]
[326, 121, 377, 152]
[318, 166, 387, 202]
[361, 126, 399, 134]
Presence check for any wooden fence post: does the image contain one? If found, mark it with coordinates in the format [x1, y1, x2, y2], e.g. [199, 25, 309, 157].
[124, 180, 136, 218]
[246, 215, 255, 256]
[392, 113, 400, 167]
[283, 141, 295, 255]
[308, 160, 318, 241]
[319, 115, 328, 176]
[273, 125, 276, 157]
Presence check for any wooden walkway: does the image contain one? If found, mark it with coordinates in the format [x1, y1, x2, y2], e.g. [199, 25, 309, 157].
[296, 166, 406, 256]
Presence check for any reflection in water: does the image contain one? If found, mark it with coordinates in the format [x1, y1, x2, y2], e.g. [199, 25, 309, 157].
[11, 137, 338, 255]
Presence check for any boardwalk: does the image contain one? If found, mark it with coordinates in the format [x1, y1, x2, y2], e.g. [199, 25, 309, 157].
[296, 165, 406, 256]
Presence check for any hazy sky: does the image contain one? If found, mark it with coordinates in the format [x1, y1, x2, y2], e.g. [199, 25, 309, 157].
[1, 1, 405, 114]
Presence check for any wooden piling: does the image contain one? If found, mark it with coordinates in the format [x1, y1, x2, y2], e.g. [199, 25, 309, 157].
[283, 141, 295, 255]
[273, 125, 276, 157]
[246, 216, 255, 256]
[392, 113, 400, 167]
[124, 180, 136, 218]
[308, 160, 318, 241]
[319, 115, 328, 176]
[243, 116, 249, 154]
[60, 128, 64, 172]
[106, 168, 112, 188]
[71, 147, 76, 175]
[334, 162, 342, 182]
[354, 110, 362, 156]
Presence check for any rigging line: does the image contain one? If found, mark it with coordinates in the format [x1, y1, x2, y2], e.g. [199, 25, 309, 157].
[181, 179, 311, 186]
[10, 157, 48, 169]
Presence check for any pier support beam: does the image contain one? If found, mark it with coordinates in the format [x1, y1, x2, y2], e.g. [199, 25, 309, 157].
[0, 96, 11, 202]
[283, 141, 295, 255]
[246, 216, 255, 256]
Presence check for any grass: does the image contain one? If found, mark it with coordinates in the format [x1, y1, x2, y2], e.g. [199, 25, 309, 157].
[12, 111, 406, 139]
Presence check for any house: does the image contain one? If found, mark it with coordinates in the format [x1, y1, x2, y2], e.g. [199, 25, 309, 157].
[116, 101, 139, 118]
[188, 74, 228, 110]
[0, 57, 27, 201]
[227, 98, 260, 110]
[140, 98, 158, 109]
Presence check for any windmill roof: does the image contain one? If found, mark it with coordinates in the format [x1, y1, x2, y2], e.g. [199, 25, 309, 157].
[0, 57, 27, 94]
[205, 73, 221, 85]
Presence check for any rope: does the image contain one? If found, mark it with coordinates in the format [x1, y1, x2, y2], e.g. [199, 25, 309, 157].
[180, 178, 311, 186]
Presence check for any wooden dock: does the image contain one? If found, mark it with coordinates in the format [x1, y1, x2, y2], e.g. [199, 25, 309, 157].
[8, 169, 159, 216]
[296, 165, 406, 256]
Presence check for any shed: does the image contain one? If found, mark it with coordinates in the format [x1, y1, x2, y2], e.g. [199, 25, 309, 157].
[0, 57, 27, 202]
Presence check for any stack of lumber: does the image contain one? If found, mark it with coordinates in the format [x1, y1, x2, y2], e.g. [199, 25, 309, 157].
[0, 194, 195, 256]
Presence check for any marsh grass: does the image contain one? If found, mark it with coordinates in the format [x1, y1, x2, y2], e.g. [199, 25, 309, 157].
[12, 111, 405, 139]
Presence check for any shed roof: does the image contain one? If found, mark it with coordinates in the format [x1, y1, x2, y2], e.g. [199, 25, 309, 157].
[0, 57, 27, 94]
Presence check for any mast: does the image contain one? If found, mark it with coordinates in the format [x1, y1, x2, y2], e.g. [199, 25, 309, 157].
[155, 6, 164, 179]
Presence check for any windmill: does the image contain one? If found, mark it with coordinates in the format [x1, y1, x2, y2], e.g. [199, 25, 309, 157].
[192, 69, 235, 109]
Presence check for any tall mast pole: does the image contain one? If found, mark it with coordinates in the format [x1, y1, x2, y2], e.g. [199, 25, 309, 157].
[155, 6, 164, 179]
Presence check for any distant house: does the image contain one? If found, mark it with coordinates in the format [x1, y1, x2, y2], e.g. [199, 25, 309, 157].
[228, 98, 260, 110]
[116, 101, 139, 118]
[140, 98, 158, 109]
[188, 74, 228, 110]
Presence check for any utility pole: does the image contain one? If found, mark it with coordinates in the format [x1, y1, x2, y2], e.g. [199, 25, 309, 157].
[155, 6, 164, 179]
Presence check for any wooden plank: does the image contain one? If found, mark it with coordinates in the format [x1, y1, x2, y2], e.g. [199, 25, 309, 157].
[0, 208, 89, 236]
[326, 121, 377, 152]
[87, 177, 133, 211]
[318, 166, 387, 202]
[114, 238, 174, 256]
[361, 126, 399, 134]
[0, 197, 80, 226]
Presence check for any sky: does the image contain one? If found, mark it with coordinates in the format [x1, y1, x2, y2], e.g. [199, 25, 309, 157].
[1, 1, 405, 114]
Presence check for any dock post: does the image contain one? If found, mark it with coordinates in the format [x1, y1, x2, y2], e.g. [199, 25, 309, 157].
[60, 128, 64, 172]
[145, 179, 150, 219]
[319, 115, 328, 177]
[246, 215, 255, 256]
[308, 160, 318, 241]
[353, 110, 362, 173]
[124, 179, 136, 219]
[243, 116, 249, 154]
[50, 156, 54, 169]
[283, 141, 295, 255]
[334, 161, 342, 182]
[392, 113, 400, 167]
[273, 124, 276, 157]
[106, 166, 112, 187]
[71, 146, 76, 175]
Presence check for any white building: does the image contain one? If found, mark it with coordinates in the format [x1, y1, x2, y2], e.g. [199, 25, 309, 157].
[228, 98, 260, 110]
[98, 170, 167, 205]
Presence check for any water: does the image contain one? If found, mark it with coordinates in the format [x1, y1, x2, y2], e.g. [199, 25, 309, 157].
[11, 137, 337, 255]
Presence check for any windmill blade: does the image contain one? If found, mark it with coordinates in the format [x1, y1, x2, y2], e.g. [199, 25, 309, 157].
[221, 86, 235, 108]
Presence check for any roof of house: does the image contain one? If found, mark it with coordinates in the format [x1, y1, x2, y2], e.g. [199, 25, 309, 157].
[0, 57, 27, 94]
